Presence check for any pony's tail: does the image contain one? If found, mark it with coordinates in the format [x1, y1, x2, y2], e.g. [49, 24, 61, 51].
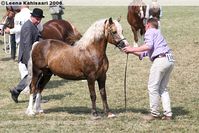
[66, 33, 82, 45]
[27, 41, 39, 87]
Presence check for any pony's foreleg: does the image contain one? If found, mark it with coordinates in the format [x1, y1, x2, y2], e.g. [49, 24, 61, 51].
[97, 75, 116, 118]
[33, 92, 43, 114]
[137, 30, 144, 46]
[87, 79, 98, 118]
[26, 94, 35, 116]
[131, 27, 139, 47]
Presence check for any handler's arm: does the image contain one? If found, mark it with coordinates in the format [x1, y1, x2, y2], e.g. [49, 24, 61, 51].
[122, 44, 150, 55]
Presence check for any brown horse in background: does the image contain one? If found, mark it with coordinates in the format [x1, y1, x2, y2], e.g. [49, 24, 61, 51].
[41, 19, 82, 45]
[127, 0, 146, 47]
[25, 18, 128, 118]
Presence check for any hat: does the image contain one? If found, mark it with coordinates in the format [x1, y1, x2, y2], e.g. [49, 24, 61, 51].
[31, 8, 45, 18]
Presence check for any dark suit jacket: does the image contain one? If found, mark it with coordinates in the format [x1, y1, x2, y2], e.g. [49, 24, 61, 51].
[18, 20, 40, 66]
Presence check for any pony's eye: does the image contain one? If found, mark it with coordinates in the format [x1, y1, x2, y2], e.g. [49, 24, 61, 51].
[112, 31, 117, 34]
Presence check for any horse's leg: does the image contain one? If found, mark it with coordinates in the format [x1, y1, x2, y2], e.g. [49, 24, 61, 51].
[26, 93, 35, 116]
[26, 74, 39, 116]
[97, 74, 116, 118]
[87, 77, 99, 118]
[137, 30, 144, 45]
[33, 72, 52, 114]
[33, 92, 42, 114]
[131, 27, 138, 47]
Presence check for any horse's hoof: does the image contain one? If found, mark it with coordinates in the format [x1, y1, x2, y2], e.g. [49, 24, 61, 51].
[25, 110, 35, 116]
[36, 109, 44, 114]
[107, 113, 116, 118]
[91, 115, 101, 120]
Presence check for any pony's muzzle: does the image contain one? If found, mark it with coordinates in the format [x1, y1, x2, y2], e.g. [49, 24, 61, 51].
[116, 38, 128, 49]
[117, 41, 126, 49]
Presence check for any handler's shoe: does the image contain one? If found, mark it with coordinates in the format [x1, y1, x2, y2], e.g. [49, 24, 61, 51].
[161, 115, 172, 120]
[142, 114, 160, 121]
[10, 88, 19, 103]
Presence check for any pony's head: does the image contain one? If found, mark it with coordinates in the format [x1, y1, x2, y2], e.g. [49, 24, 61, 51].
[104, 17, 128, 49]
[130, 0, 146, 19]
[134, 5, 147, 19]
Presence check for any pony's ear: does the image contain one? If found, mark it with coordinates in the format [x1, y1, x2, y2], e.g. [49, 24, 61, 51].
[104, 19, 107, 25]
[108, 17, 113, 24]
[117, 16, 121, 22]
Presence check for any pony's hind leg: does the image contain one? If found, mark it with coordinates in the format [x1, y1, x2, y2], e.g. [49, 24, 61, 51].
[97, 75, 115, 118]
[26, 70, 40, 115]
[26, 93, 35, 116]
[33, 71, 52, 114]
[34, 92, 43, 114]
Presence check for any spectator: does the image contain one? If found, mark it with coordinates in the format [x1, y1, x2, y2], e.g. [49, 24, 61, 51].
[9, 8, 44, 103]
[49, 5, 65, 20]
[145, 0, 162, 28]
[2, 5, 20, 60]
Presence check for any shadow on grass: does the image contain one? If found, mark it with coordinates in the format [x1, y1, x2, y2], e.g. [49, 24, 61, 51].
[45, 106, 91, 114]
[112, 107, 148, 114]
[172, 106, 189, 118]
[45, 79, 69, 89]
[42, 92, 73, 100]
[0, 57, 12, 61]
[44, 106, 147, 115]
[19, 92, 73, 103]
[111, 106, 189, 118]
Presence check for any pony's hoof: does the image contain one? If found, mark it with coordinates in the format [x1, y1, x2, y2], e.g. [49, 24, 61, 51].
[107, 113, 116, 118]
[25, 109, 35, 116]
[91, 115, 101, 120]
[36, 109, 44, 114]
[91, 112, 101, 120]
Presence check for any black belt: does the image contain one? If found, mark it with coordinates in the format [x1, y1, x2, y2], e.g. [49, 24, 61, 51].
[153, 53, 167, 61]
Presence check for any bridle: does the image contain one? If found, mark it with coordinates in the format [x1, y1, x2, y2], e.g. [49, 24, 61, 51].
[106, 25, 126, 49]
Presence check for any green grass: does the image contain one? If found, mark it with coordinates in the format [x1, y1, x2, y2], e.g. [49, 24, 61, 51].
[0, 6, 199, 132]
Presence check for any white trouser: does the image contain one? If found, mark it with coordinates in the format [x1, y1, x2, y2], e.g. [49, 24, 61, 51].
[18, 62, 30, 94]
[148, 57, 174, 117]
[18, 62, 28, 79]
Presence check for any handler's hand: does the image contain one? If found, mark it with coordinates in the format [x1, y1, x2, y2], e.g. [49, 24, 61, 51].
[122, 45, 134, 54]
[4, 27, 10, 34]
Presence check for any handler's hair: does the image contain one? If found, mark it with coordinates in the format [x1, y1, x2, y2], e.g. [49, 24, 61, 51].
[147, 18, 159, 29]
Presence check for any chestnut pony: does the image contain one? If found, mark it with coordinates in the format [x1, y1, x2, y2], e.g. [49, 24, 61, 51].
[127, 0, 146, 47]
[41, 19, 82, 45]
[26, 18, 128, 118]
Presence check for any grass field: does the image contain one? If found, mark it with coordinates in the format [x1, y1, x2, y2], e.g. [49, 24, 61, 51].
[0, 6, 199, 132]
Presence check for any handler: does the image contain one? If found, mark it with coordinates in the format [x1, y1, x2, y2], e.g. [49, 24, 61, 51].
[122, 18, 174, 121]
[10, 8, 44, 103]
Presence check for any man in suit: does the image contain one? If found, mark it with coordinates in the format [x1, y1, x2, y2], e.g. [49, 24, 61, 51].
[5, 5, 43, 79]
[10, 8, 44, 103]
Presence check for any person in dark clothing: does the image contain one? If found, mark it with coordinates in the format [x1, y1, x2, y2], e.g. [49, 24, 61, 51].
[10, 8, 44, 103]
